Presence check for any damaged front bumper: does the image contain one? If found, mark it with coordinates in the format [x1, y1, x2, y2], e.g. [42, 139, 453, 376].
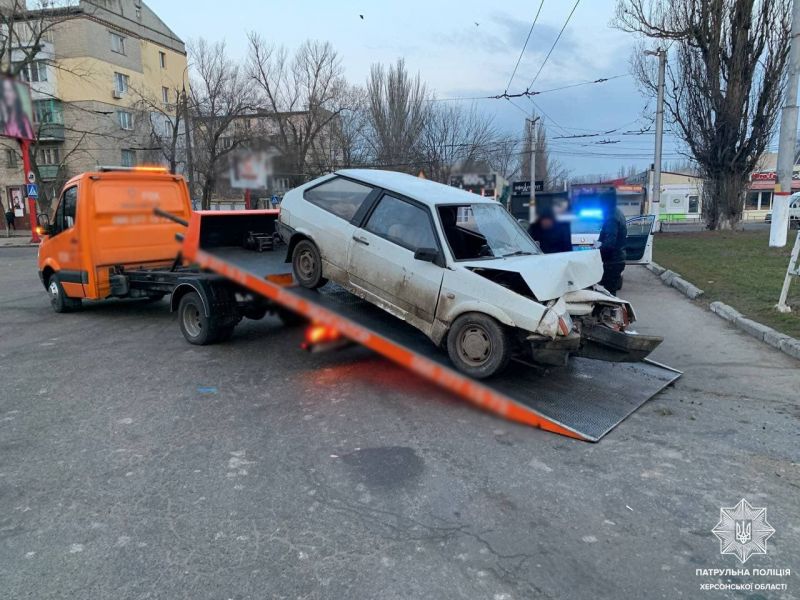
[526, 325, 662, 366]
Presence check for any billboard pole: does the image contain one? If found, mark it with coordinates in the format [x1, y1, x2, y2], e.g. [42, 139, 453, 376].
[20, 139, 40, 244]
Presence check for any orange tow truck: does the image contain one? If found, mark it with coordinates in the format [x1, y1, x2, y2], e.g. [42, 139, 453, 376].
[36, 167, 295, 342]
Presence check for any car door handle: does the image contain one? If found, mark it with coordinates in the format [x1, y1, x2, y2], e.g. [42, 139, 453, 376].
[352, 235, 370, 246]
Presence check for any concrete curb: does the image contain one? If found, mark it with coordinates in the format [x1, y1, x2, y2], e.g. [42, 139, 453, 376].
[0, 242, 39, 248]
[647, 262, 800, 362]
[646, 262, 705, 300]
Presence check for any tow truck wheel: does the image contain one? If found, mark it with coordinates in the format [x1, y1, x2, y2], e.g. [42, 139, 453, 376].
[178, 291, 220, 345]
[292, 239, 327, 289]
[48, 274, 82, 314]
[447, 313, 512, 379]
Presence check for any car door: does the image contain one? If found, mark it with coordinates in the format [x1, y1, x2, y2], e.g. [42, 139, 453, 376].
[625, 215, 655, 264]
[348, 193, 444, 332]
[46, 185, 85, 297]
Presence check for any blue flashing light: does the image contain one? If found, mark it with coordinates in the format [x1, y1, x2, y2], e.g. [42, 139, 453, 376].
[578, 208, 604, 219]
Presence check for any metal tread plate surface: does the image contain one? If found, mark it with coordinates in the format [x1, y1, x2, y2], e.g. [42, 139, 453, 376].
[206, 246, 681, 441]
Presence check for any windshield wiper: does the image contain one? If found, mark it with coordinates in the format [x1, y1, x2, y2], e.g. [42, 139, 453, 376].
[501, 250, 533, 258]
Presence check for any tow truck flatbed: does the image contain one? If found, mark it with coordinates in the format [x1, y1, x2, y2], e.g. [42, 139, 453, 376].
[182, 211, 681, 442]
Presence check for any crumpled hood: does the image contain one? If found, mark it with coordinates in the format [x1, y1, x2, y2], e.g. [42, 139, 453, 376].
[460, 249, 604, 301]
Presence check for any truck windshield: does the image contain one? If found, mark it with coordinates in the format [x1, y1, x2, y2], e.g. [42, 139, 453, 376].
[438, 204, 541, 260]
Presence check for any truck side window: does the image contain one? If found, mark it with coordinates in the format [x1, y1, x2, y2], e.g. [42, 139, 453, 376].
[52, 186, 77, 236]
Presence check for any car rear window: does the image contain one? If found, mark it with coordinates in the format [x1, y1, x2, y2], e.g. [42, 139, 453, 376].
[304, 177, 373, 221]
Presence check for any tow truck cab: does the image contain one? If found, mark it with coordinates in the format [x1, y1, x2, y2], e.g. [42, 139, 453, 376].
[37, 168, 191, 303]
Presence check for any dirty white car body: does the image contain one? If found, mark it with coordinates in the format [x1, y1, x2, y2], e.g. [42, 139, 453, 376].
[278, 169, 662, 378]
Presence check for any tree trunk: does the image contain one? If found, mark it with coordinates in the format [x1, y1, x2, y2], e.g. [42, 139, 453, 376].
[702, 171, 748, 230]
[201, 175, 215, 210]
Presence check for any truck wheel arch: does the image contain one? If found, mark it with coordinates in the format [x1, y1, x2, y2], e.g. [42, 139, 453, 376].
[41, 265, 56, 291]
[170, 282, 210, 317]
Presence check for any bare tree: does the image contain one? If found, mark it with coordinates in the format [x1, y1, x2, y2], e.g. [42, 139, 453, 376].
[419, 102, 495, 183]
[134, 86, 186, 174]
[366, 59, 429, 171]
[247, 35, 351, 184]
[310, 82, 370, 171]
[615, 0, 792, 229]
[189, 38, 254, 209]
[487, 134, 521, 181]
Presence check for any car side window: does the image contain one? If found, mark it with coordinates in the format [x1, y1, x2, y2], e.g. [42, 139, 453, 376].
[365, 194, 437, 252]
[51, 186, 77, 236]
[304, 177, 373, 221]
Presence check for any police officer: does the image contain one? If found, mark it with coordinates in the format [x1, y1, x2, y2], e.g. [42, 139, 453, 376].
[597, 197, 627, 294]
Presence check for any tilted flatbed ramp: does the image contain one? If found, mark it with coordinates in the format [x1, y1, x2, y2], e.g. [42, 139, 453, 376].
[182, 211, 681, 442]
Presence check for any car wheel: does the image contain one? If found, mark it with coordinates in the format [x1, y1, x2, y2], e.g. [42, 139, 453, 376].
[446, 313, 512, 379]
[292, 239, 328, 289]
[178, 291, 221, 345]
[48, 274, 82, 313]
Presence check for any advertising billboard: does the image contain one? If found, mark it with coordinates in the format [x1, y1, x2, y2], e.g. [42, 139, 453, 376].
[0, 76, 35, 141]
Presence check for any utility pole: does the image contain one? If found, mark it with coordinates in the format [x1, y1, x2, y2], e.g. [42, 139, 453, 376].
[646, 48, 666, 228]
[181, 86, 196, 208]
[770, 0, 800, 248]
[527, 115, 539, 223]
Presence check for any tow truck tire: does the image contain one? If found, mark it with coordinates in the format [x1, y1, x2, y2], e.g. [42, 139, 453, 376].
[48, 274, 82, 313]
[446, 313, 512, 379]
[178, 291, 222, 345]
[292, 239, 327, 289]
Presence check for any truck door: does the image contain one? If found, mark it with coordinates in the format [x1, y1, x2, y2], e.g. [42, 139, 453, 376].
[47, 185, 86, 297]
[348, 193, 443, 331]
[625, 215, 655, 265]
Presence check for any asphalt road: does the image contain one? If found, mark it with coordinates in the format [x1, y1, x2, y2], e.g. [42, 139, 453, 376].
[1, 247, 797, 600]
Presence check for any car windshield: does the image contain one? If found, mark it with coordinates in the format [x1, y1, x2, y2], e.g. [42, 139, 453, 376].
[438, 203, 541, 260]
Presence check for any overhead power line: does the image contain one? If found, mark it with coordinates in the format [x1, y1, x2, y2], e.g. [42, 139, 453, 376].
[504, 0, 545, 94]
[432, 74, 627, 103]
[527, 0, 581, 91]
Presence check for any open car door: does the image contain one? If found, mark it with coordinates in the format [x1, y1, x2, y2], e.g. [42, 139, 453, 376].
[625, 215, 655, 265]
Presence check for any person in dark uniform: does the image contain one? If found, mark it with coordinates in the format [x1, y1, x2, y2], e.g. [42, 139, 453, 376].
[597, 199, 628, 294]
[4, 203, 15, 237]
[528, 207, 572, 254]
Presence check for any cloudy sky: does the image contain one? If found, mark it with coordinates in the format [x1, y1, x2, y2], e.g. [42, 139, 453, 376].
[149, 0, 688, 178]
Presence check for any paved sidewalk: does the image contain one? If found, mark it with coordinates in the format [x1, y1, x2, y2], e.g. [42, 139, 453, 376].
[0, 231, 39, 247]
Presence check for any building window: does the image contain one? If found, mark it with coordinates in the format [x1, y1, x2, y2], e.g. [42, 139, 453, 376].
[6, 149, 17, 168]
[114, 72, 129, 95]
[159, 51, 166, 69]
[17, 61, 48, 83]
[688, 195, 699, 213]
[38, 146, 61, 165]
[121, 149, 136, 167]
[162, 86, 170, 104]
[220, 137, 233, 150]
[117, 110, 133, 130]
[745, 192, 760, 210]
[760, 191, 773, 211]
[33, 99, 64, 124]
[110, 32, 126, 54]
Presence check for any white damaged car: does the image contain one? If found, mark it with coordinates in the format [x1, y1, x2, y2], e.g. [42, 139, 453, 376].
[277, 169, 662, 379]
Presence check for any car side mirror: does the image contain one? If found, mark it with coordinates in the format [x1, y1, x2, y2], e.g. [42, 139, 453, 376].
[414, 247, 440, 264]
[36, 213, 51, 236]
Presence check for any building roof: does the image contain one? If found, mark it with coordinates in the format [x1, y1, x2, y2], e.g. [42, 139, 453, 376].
[336, 169, 497, 206]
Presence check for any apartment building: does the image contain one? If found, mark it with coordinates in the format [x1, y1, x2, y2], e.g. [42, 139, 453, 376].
[0, 0, 187, 225]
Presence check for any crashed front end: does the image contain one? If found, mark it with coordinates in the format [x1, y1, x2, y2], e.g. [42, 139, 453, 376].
[526, 287, 663, 367]
[459, 251, 662, 367]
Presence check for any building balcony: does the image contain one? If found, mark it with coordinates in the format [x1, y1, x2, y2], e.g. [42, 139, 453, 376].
[37, 123, 65, 141]
[38, 165, 60, 181]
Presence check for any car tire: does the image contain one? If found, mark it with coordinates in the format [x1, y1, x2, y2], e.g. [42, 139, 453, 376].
[446, 313, 512, 379]
[178, 291, 221, 345]
[292, 239, 327, 289]
[48, 274, 82, 313]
